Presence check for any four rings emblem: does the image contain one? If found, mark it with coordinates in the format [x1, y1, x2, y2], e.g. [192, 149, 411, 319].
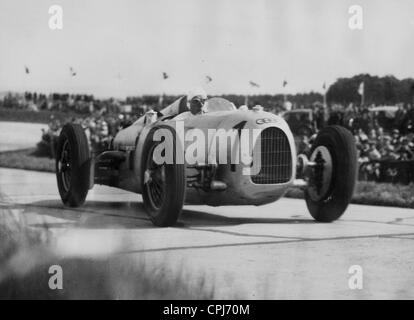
[256, 118, 277, 125]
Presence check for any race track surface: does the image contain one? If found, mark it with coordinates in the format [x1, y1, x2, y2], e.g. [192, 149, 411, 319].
[1, 167, 414, 299]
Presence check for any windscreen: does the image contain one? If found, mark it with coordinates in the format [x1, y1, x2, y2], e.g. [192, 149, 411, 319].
[204, 97, 237, 113]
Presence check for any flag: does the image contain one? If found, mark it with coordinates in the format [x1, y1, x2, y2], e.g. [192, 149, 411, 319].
[358, 81, 364, 96]
[162, 72, 169, 79]
[322, 82, 326, 90]
[282, 80, 288, 87]
[249, 80, 260, 88]
[206, 75, 212, 83]
[24, 66, 30, 74]
[70, 67, 77, 77]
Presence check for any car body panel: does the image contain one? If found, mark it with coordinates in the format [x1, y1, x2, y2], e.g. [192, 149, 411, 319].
[101, 97, 297, 206]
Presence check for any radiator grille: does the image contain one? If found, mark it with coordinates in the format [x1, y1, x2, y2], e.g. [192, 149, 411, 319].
[251, 127, 292, 184]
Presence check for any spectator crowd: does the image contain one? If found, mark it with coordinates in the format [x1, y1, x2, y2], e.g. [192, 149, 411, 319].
[295, 103, 414, 184]
[37, 113, 140, 158]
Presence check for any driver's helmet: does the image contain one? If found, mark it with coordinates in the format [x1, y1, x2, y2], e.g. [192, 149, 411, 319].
[187, 87, 207, 102]
[187, 87, 208, 113]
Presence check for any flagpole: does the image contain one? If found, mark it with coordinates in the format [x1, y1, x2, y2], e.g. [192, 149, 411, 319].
[160, 72, 168, 108]
[361, 88, 364, 107]
[359, 81, 365, 107]
[24, 66, 30, 105]
[247, 81, 260, 108]
[282, 79, 287, 107]
[159, 93, 164, 108]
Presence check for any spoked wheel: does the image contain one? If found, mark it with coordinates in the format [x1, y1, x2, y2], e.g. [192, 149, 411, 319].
[143, 144, 167, 211]
[141, 127, 186, 227]
[56, 123, 91, 207]
[58, 139, 72, 192]
[304, 125, 357, 222]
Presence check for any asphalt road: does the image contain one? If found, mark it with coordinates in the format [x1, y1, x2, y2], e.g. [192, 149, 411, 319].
[1, 167, 414, 299]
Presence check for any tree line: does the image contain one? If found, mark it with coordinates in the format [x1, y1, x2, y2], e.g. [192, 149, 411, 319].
[327, 74, 414, 106]
[126, 74, 414, 111]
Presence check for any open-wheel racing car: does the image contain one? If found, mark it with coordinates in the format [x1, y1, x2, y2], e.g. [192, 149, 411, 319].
[55, 97, 358, 227]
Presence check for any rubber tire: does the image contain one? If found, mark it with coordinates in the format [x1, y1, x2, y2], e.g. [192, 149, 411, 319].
[56, 123, 90, 207]
[141, 126, 186, 227]
[305, 125, 357, 222]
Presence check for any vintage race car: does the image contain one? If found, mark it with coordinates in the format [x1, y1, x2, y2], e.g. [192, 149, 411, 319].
[55, 97, 357, 227]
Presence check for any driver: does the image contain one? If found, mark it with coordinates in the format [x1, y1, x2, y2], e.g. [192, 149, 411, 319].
[174, 87, 208, 120]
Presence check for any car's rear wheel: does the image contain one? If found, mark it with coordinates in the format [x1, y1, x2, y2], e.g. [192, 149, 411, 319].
[56, 123, 91, 207]
[304, 125, 357, 222]
[141, 127, 186, 227]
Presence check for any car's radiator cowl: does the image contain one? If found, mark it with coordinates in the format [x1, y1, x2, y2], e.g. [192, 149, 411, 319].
[250, 127, 292, 184]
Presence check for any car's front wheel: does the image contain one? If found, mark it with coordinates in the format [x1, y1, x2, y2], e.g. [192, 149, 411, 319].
[141, 127, 186, 227]
[56, 123, 91, 207]
[304, 125, 357, 222]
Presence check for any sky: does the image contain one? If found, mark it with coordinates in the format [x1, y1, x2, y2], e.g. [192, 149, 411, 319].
[0, 0, 413, 98]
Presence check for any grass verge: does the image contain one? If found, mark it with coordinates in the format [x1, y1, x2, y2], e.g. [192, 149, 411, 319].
[0, 255, 215, 299]
[285, 181, 414, 209]
[0, 107, 83, 124]
[0, 148, 55, 172]
[0, 192, 215, 299]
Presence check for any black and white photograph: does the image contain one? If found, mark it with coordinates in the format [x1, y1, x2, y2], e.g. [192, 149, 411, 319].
[0, 0, 414, 304]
